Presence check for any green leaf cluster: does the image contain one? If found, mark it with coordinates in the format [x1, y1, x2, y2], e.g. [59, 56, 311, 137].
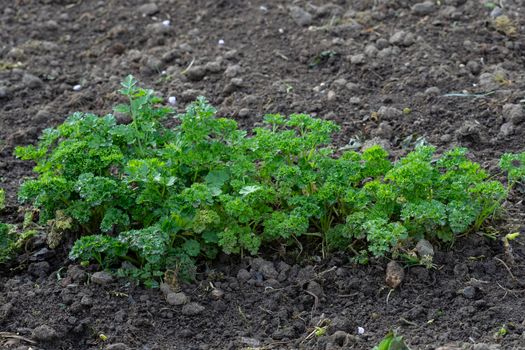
[15, 76, 516, 285]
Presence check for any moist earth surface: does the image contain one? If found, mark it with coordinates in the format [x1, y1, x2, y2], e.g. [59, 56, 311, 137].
[1, 0, 525, 349]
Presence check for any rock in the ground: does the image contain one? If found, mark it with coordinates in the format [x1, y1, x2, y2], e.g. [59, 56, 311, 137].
[0, 86, 8, 98]
[502, 103, 524, 125]
[237, 268, 251, 281]
[210, 288, 224, 300]
[385, 261, 404, 289]
[185, 65, 207, 81]
[455, 120, 484, 145]
[461, 286, 478, 299]
[0, 302, 13, 321]
[415, 239, 434, 258]
[91, 271, 114, 285]
[138, 3, 159, 16]
[361, 137, 391, 152]
[377, 106, 402, 121]
[181, 302, 205, 316]
[67, 265, 87, 282]
[350, 54, 365, 65]
[258, 261, 278, 280]
[166, 292, 189, 306]
[22, 73, 44, 89]
[412, 1, 436, 15]
[306, 280, 323, 297]
[180, 89, 204, 102]
[31, 325, 58, 341]
[288, 6, 313, 26]
[364, 44, 378, 57]
[106, 344, 130, 350]
[499, 122, 514, 137]
[331, 330, 349, 347]
[224, 64, 242, 78]
[371, 121, 393, 140]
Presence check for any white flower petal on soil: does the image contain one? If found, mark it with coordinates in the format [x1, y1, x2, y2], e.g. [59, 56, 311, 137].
[162, 20, 170, 27]
[73, 85, 81, 91]
[218, 39, 225, 45]
[168, 96, 177, 105]
[357, 326, 365, 335]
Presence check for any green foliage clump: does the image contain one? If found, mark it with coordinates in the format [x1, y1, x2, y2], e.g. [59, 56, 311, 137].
[15, 76, 517, 285]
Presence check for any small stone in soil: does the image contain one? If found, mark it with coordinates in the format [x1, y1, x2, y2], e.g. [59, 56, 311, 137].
[185, 65, 207, 81]
[288, 6, 313, 26]
[306, 280, 323, 297]
[461, 286, 478, 299]
[106, 344, 130, 350]
[385, 261, 404, 289]
[237, 268, 251, 281]
[31, 325, 58, 341]
[138, 3, 159, 16]
[412, 1, 436, 16]
[166, 292, 189, 306]
[181, 302, 205, 316]
[502, 103, 524, 125]
[416, 239, 434, 258]
[22, 73, 44, 89]
[91, 271, 114, 285]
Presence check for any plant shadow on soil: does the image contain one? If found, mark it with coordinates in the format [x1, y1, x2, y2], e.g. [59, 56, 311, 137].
[1, 0, 525, 349]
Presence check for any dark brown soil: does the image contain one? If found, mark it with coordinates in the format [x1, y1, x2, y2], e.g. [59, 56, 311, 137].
[1, 0, 525, 349]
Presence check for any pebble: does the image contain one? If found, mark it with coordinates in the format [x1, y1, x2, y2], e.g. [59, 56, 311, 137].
[80, 295, 93, 306]
[364, 44, 378, 57]
[210, 288, 225, 300]
[0, 86, 8, 98]
[425, 86, 441, 95]
[106, 344, 130, 350]
[377, 106, 402, 121]
[327, 90, 337, 101]
[466, 60, 481, 75]
[306, 280, 323, 297]
[332, 78, 347, 87]
[185, 65, 207, 81]
[415, 239, 434, 257]
[361, 137, 391, 151]
[181, 302, 205, 316]
[376, 38, 389, 50]
[238, 108, 250, 118]
[205, 61, 222, 73]
[166, 292, 189, 306]
[455, 120, 484, 144]
[389, 31, 406, 45]
[331, 330, 349, 346]
[502, 103, 524, 125]
[91, 271, 114, 285]
[345, 82, 360, 92]
[22, 73, 44, 89]
[490, 7, 503, 18]
[385, 261, 404, 289]
[224, 64, 242, 78]
[412, 1, 436, 16]
[371, 121, 392, 140]
[138, 3, 159, 16]
[31, 325, 58, 341]
[288, 6, 313, 26]
[237, 268, 251, 282]
[350, 54, 365, 65]
[350, 96, 361, 105]
[461, 286, 478, 299]
[499, 122, 514, 137]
